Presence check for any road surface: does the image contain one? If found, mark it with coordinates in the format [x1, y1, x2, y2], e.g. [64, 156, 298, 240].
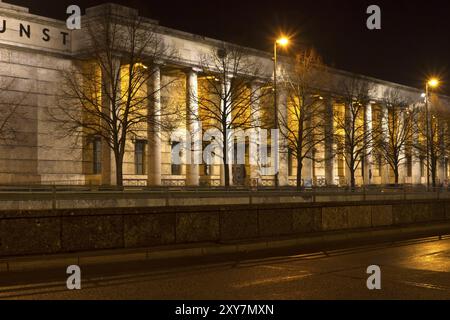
[0, 236, 449, 300]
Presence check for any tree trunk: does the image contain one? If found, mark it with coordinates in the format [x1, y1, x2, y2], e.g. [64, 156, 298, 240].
[114, 151, 124, 188]
[296, 158, 303, 191]
[348, 158, 356, 190]
[224, 164, 230, 187]
[350, 166, 356, 191]
[431, 160, 437, 188]
[394, 167, 399, 186]
[223, 135, 230, 188]
[350, 173, 356, 190]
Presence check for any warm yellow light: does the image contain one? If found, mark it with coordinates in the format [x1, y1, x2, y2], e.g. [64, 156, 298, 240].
[276, 37, 289, 47]
[135, 62, 148, 70]
[428, 78, 439, 88]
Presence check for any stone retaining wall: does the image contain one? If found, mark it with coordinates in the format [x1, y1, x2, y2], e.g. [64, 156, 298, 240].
[0, 199, 449, 257]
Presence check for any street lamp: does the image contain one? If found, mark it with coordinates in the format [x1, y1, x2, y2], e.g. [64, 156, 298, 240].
[425, 77, 440, 189]
[273, 36, 289, 187]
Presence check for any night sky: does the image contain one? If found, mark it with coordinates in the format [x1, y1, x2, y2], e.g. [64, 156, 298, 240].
[7, 0, 450, 95]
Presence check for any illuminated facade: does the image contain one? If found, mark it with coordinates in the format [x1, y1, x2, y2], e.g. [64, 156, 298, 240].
[0, 1, 449, 187]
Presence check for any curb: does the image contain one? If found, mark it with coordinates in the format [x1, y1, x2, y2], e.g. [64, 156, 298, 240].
[1, 222, 450, 273]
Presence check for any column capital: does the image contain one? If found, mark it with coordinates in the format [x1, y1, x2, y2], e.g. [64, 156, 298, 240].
[250, 78, 266, 86]
[152, 59, 165, 66]
[191, 67, 203, 73]
[248, 81, 263, 93]
[146, 63, 162, 77]
[321, 93, 334, 100]
[182, 66, 202, 75]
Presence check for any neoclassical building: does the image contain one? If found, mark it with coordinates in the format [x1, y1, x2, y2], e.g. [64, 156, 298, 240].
[0, 1, 449, 187]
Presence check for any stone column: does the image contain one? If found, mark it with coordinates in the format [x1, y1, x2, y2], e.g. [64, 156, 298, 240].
[100, 58, 121, 186]
[381, 105, 390, 184]
[398, 111, 407, 184]
[277, 86, 289, 186]
[364, 102, 373, 185]
[438, 120, 446, 185]
[249, 82, 261, 186]
[147, 64, 162, 187]
[220, 78, 233, 186]
[344, 103, 352, 186]
[324, 97, 335, 186]
[411, 105, 421, 184]
[302, 114, 313, 187]
[185, 68, 201, 186]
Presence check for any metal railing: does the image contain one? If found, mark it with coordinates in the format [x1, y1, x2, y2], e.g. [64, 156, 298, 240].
[0, 183, 448, 203]
[0, 182, 447, 192]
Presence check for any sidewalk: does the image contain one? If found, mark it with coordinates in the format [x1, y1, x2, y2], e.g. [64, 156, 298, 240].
[1, 222, 450, 273]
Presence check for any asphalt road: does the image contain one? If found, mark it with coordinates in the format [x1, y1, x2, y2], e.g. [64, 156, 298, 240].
[0, 237, 450, 300]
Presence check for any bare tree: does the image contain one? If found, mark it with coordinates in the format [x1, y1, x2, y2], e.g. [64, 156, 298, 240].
[334, 78, 376, 189]
[376, 89, 417, 185]
[279, 49, 327, 189]
[414, 95, 449, 187]
[193, 44, 269, 187]
[53, 11, 179, 186]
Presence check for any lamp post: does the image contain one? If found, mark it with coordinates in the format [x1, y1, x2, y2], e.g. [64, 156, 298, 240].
[273, 36, 289, 187]
[425, 78, 440, 190]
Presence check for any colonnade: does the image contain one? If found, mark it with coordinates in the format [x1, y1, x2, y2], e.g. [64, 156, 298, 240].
[97, 63, 448, 187]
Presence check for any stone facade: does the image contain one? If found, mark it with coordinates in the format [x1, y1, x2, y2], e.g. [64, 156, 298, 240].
[0, 1, 449, 187]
